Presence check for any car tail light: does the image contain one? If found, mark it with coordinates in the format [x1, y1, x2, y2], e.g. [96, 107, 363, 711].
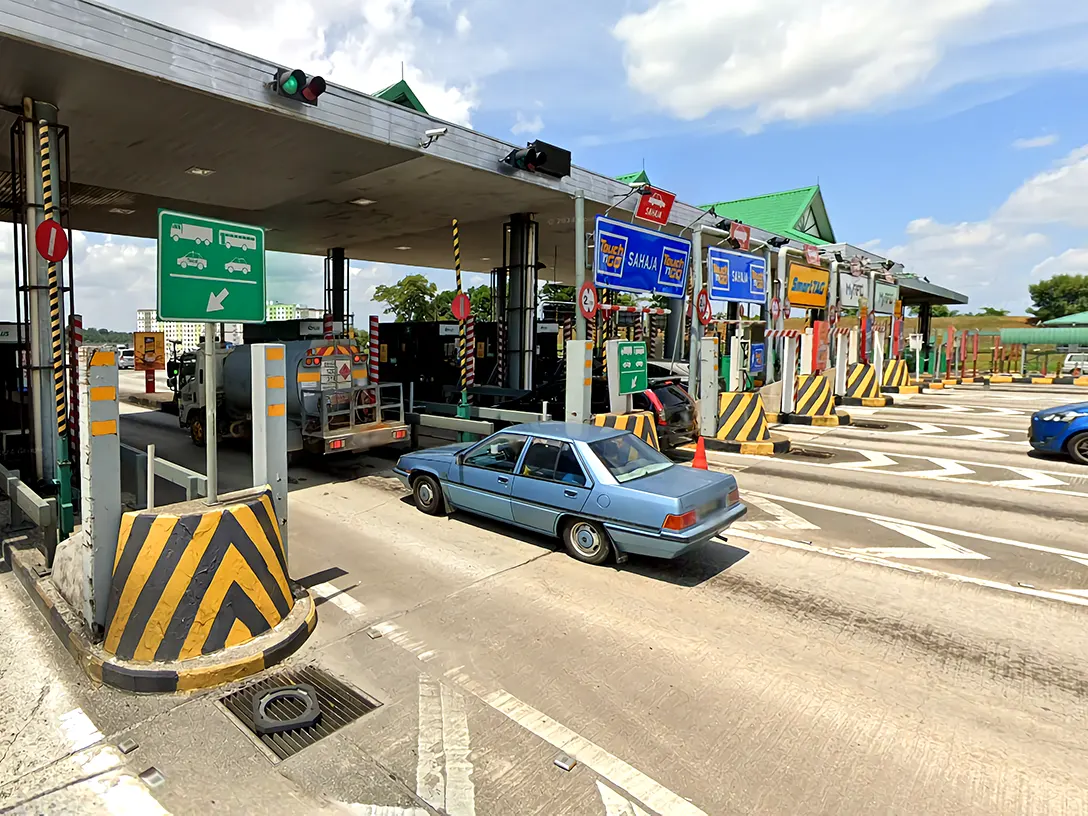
[644, 389, 667, 425]
[728, 487, 740, 506]
[663, 510, 697, 531]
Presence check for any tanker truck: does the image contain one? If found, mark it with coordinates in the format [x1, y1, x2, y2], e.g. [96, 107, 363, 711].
[174, 339, 409, 455]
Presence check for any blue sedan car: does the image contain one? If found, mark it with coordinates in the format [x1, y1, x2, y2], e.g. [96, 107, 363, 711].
[393, 422, 747, 564]
[1030, 401, 1088, 465]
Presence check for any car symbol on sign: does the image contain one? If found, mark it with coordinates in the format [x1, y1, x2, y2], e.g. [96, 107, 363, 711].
[177, 252, 207, 270]
[224, 258, 251, 275]
[648, 194, 667, 209]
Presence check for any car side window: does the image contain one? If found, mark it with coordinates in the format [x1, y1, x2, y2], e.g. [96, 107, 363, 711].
[520, 439, 587, 487]
[553, 443, 587, 487]
[463, 434, 526, 473]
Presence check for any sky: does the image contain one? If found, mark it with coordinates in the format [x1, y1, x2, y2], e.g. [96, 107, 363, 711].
[5, 0, 1088, 328]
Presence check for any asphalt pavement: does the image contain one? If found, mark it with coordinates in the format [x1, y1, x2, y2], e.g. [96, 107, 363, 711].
[3, 383, 1088, 814]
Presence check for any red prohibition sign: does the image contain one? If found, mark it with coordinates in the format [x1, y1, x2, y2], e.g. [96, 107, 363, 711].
[451, 291, 471, 321]
[35, 219, 68, 263]
[770, 297, 781, 322]
[696, 288, 712, 326]
[578, 281, 599, 320]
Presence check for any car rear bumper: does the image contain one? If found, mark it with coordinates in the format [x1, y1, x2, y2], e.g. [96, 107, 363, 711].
[604, 502, 748, 560]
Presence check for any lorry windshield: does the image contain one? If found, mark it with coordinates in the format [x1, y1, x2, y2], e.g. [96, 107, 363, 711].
[178, 357, 196, 387]
[589, 434, 673, 483]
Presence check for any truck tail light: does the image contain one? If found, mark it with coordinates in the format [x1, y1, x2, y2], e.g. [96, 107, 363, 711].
[663, 510, 697, 531]
[644, 389, 667, 426]
[330, 439, 345, 450]
[393, 429, 407, 440]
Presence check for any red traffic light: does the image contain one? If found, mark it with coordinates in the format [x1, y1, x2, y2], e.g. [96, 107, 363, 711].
[301, 75, 327, 102]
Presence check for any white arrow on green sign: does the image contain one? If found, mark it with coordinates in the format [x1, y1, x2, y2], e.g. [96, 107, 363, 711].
[157, 209, 266, 323]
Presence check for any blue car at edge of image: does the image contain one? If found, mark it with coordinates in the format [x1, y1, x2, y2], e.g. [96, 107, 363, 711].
[393, 422, 747, 565]
[1030, 401, 1088, 465]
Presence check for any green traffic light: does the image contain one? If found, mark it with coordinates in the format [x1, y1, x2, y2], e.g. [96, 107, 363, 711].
[282, 74, 298, 95]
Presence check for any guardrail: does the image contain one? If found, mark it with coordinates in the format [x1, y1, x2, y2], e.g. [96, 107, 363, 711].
[0, 463, 58, 564]
[120, 443, 207, 510]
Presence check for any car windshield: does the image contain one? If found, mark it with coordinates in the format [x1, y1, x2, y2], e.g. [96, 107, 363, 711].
[589, 434, 673, 483]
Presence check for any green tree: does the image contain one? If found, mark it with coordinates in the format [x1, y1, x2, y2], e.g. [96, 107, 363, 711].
[433, 289, 457, 320]
[84, 328, 132, 345]
[373, 274, 438, 321]
[467, 285, 493, 320]
[1028, 274, 1088, 322]
[541, 283, 575, 303]
[931, 305, 959, 318]
[974, 306, 1009, 317]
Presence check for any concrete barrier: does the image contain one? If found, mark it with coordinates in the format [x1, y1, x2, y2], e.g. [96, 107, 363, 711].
[774, 374, 851, 427]
[705, 392, 789, 456]
[838, 363, 890, 407]
[881, 359, 919, 394]
[591, 410, 660, 450]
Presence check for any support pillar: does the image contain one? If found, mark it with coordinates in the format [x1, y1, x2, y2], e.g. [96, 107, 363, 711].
[873, 329, 885, 387]
[848, 327, 859, 365]
[252, 344, 289, 561]
[574, 192, 587, 341]
[780, 338, 797, 415]
[565, 340, 592, 422]
[799, 329, 814, 376]
[79, 345, 121, 631]
[326, 247, 347, 328]
[699, 336, 720, 437]
[688, 229, 705, 401]
[834, 336, 849, 396]
[504, 214, 537, 390]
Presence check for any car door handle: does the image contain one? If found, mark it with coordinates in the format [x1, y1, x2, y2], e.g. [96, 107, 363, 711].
[497, 476, 509, 484]
[564, 489, 578, 498]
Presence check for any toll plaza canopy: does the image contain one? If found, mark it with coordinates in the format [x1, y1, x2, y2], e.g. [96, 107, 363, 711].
[0, 0, 802, 283]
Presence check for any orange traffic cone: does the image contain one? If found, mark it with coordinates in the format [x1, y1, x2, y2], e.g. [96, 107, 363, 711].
[692, 436, 708, 470]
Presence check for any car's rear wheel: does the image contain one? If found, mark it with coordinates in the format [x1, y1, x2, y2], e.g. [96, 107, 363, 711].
[1068, 432, 1088, 466]
[412, 474, 445, 516]
[562, 518, 612, 565]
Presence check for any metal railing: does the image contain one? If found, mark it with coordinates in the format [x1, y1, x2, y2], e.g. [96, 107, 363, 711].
[120, 443, 207, 510]
[0, 463, 59, 564]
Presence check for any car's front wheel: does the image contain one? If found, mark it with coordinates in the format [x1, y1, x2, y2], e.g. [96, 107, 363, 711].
[1068, 432, 1088, 466]
[412, 474, 445, 516]
[562, 518, 612, 565]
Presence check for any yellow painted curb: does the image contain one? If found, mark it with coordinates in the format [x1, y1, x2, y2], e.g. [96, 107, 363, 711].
[1032, 377, 1054, 385]
[1076, 377, 1088, 387]
[989, 375, 1013, 383]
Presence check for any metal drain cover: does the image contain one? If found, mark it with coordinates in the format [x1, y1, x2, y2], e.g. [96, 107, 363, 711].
[220, 666, 380, 760]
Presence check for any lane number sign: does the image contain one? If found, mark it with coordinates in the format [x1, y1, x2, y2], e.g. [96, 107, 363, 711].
[578, 282, 599, 320]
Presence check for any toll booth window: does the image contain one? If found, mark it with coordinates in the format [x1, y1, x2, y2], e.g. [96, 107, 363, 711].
[463, 434, 526, 473]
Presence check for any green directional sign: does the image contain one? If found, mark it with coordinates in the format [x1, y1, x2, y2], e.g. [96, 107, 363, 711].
[617, 340, 648, 395]
[157, 209, 266, 323]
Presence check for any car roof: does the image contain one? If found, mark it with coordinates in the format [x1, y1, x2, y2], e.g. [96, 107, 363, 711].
[507, 421, 627, 443]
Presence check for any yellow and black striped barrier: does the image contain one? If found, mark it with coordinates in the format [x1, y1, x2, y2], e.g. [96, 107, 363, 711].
[881, 359, 919, 394]
[94, 488, 314, 691]
[839, 363, 889, 407]
[592, 411, 660, 450]
[704, 392, 789, 456]
[781, 375, 851, 427]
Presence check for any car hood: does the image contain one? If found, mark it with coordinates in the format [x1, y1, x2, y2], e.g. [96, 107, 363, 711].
[412, 442, 470, 460]
[627, 464, 735, 510]
[1034, 402, 1088, 419]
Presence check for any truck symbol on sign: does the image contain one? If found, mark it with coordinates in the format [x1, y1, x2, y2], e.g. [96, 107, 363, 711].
[224, 258, 251, 275]
[220, 230, 257, 251]
[170, 223, 213, 245]
[177, 252, 207, 270]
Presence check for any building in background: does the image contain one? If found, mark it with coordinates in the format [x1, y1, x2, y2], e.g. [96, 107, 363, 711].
[266, 302, 324, 321]
[135, 310, 243, 352]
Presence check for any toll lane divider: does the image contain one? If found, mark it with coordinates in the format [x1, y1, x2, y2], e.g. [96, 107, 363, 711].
[705, 392, 789, 456]
[592, 411, 660, 450]
[837, 363, 890, 407]
[881, 359, 920, 394]
[986, 375, 1088, 386]
[770, 374, 852, 427]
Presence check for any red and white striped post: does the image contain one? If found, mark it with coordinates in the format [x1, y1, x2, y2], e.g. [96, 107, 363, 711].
[323, 312, 334, 340]
[368, 316, 380, 386]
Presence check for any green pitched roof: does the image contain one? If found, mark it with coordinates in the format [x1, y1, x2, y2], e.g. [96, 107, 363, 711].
[616, 170, 651, 186]
[373, 80, 428, 114]
[701, 185, 836, 245]
[1043, 310, 1088, 326]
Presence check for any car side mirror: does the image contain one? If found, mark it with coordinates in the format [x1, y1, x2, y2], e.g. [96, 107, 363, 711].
[455, 452, 464, 466]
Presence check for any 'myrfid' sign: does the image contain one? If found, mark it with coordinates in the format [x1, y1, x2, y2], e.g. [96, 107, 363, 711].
[873, 281, 899, 315]
[785, 262, 830, 309]
[634, 187, 676, 226]
[707, 247, 766, 305]
[594, 215, 691, 299]
[837, 272, 868, 308]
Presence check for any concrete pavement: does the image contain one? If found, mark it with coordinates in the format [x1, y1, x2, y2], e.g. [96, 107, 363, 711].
[3, 383, 1087, 814]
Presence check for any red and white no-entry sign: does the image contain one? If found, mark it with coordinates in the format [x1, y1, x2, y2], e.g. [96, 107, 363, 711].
[578, 281, 598, 320]
[784, 299, 792, 320]
[696, 288, 712, 326]
[35, 219, 68, 263]
[451, 291, 471, 321]
[770, 296, 781, 323]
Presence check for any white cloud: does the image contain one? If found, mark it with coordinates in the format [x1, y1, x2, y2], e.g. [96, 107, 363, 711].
[612, 0, 996, 124]
[1012, 134, 1058, 149]
[997, 146, 1088, 228]
[1030, 247, 1088, 280]
[101, 0, 479, 126]
[455, 11, 471, 36]
[511, 111, 544, 137]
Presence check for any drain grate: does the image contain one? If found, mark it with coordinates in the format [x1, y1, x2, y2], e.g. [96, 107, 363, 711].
[852, 420, 889, 430]
[219, 666, 381, 760]
[788, 447, 836, 459]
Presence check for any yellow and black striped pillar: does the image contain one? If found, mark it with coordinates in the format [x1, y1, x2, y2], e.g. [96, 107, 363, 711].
[38, 122, 68, 439]
[591, 411, 660, 450]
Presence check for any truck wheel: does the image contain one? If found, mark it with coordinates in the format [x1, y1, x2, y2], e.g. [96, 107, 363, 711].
[411, 474, 445, 516]
[562, 518, 612, 565]
[190, 411, 207, 448]
[1068, 432, 1088, 466]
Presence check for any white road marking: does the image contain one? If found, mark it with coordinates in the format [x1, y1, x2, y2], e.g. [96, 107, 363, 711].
[733, 494, 819, 532]
[60, 707, 103, 752]
[958, 425, 1013, 441]
[746, 491, 1088, 561]
[416, 679, 446, 809]
[906, 458, 975, 478]
[896, 422, 947, 436]
[483, 690, 707, 816]
[1064, 556, 1088, 569]
[440, 683, 476, 816]
[992, 468, 1070, 489]
[375, 622, 707, 816]
[310, 582, 370, 618]
[725, 530, 1088, 608]
[850, 520, 988, 560]
[597, 780, 652, 816]
[829, 450, 897, 469]
[1056, 589, 1088, 598]
[344, 807, 429, 816]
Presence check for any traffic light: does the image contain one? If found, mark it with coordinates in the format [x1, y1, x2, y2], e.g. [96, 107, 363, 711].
[272, 68, 327, 105]
[500, 140, 571, 178]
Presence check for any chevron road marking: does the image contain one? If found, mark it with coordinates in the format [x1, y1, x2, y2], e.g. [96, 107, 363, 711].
[906, 458, 976, 478]
[850, 520, 989, 560]
[895, 422, 947, 436]
[829, 450, 897, 470]
[992, 468, 1070, 489]
[733, 494, 819, 532]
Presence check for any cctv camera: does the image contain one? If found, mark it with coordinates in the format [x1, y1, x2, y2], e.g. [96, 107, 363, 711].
[425, 127, 448, 138]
